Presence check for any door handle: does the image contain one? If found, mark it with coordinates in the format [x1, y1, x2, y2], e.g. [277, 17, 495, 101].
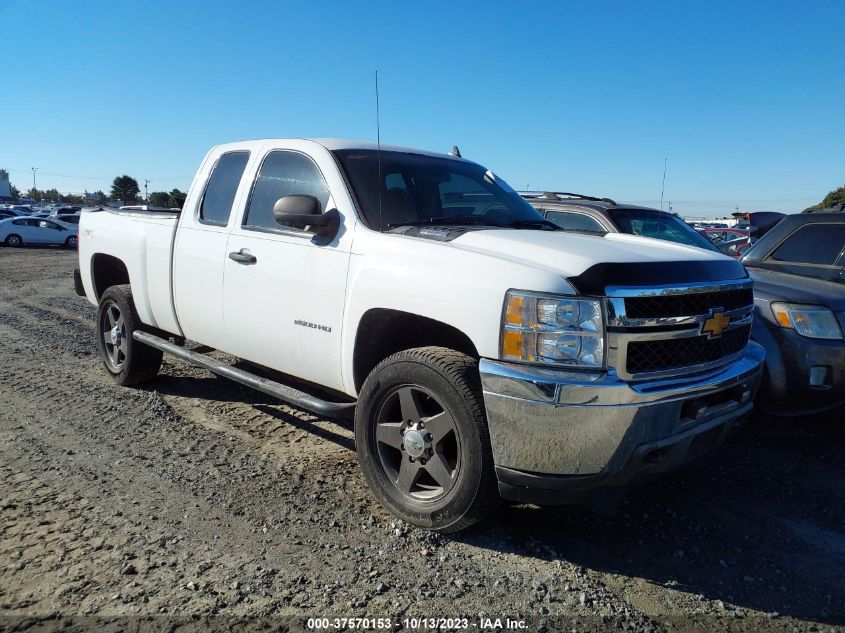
[228, 249, 257, 265]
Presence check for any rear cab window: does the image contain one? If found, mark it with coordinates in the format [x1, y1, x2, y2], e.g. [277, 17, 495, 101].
[199, 151, 250, 226]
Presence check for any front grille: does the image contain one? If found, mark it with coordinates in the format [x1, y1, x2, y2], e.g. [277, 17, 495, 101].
[624, 287, 753, 319]
[626, 325, 751, 374]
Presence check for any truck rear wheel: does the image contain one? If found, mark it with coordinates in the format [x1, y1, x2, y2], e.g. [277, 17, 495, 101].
[96, 285, 162, 386]
[355, 346, 499, 532]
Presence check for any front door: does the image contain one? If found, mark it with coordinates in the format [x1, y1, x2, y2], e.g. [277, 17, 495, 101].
[223, 145, 352, 392]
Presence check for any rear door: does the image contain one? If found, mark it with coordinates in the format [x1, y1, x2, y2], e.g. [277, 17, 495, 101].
[172, 148, 254, 350]
[222, 141, 354, 392]
[8, 218, 39, 244]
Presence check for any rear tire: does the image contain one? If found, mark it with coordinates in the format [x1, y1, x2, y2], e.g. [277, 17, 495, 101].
[355, 346, 500, 532]
[65, 235, 78, 248]
[5, 234, 22, 247]
[96, 285, 162, 386]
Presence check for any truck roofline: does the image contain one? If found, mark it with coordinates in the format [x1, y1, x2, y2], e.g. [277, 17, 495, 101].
[207, 138, 464, 161]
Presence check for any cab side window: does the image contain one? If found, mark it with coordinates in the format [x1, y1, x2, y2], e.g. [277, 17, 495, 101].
[243, 151, 330, 231]
[545, 210, 606, 232]
[200, 151, 250, 226]
[769, 224, 845, 265]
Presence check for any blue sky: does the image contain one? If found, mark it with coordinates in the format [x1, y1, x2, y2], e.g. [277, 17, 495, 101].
[2, 0, 843, 217]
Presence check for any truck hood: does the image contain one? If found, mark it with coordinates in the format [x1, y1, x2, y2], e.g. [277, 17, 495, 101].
[450, 229, 746, 294]
[747, 267, 845, 311]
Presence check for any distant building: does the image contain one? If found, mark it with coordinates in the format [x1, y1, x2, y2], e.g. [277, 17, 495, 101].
[0, 169, 12, 201]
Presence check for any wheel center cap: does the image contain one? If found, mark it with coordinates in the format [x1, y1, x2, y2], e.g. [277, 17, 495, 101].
[403, 428, 428, 458]
[110, 327, 121, 345]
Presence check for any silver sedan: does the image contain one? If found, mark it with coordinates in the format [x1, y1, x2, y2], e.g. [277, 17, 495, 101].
[0, 216, 79, 248]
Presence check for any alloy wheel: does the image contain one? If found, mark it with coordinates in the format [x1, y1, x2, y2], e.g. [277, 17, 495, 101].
[100, 302, 126, 371]
[374, 384, 461, 502]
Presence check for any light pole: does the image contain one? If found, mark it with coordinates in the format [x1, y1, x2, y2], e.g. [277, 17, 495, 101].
[144, 179, 149, 202]
[31, 167, 37, 193]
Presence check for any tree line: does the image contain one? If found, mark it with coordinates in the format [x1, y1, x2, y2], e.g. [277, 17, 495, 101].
[808, 185, 845, 210]
[4, 172, 186, 209]
[5, 167, 843, 213]
[108, 175, 187, 208]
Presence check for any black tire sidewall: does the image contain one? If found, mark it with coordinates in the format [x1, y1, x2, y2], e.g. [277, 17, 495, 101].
[97, 290, 134, 382]
[95, 286, 161, 385]
[6, 234, 22, 247]
[355, 353, 488, 530]
[66, 235, 78, 248]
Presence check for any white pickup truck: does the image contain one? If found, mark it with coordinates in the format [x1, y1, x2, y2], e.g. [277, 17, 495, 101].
[76, 139, 764, 531]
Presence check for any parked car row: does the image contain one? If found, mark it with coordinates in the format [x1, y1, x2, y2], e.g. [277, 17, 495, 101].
[697, 227, 751, 258]
[0, 203, 87, 246]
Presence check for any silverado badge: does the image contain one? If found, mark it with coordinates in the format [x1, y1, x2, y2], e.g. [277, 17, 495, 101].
[701, 310, 730, 338]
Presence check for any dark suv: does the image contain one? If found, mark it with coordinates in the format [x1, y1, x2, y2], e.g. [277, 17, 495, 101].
[742, 210, 845, 415]
[521, 192, 719, 253]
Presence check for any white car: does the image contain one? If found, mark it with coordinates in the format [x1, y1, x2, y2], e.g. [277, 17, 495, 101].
[0, 216, 79, 248]
[76, 138, 764, 531]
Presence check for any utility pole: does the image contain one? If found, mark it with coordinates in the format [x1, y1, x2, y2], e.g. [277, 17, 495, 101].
[144, 180, 149, 202]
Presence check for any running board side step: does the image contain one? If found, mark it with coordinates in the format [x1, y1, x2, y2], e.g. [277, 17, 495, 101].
[133, 331, 356, 417]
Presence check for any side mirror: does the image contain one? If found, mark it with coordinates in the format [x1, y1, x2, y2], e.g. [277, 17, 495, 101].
[272, 195, 339, 238]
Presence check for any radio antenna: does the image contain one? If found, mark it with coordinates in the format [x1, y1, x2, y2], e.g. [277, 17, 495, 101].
[375, 70, 383, 232]
[659, 157, 668, 211]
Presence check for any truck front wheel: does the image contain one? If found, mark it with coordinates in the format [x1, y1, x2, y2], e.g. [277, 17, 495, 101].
[355, 347, 499, 532]
[96, 285, 162, 386]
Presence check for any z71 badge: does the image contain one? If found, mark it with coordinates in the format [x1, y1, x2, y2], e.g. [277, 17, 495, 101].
[294, 320, 332, 333]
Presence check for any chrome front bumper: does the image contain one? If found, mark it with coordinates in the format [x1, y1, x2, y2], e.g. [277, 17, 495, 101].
[479, 342, 765, 503]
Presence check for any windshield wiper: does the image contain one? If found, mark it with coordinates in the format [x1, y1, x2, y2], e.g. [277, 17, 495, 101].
[504, 219, 565, 231]
[387, 215, 504, 229]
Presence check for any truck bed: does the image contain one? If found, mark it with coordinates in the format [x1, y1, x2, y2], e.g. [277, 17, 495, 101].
[78, 208, 182, 336]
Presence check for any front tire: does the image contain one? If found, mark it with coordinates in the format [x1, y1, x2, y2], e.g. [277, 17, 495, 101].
[96, 285, 162, 386]
[5, 234, 22, 247]
[355, 347, 499, 532]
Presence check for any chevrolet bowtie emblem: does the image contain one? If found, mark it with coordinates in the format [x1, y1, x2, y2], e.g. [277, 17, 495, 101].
[701, 311, 731, 338]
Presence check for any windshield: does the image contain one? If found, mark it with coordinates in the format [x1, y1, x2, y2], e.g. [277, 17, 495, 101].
[608, 208, 718, 252]
[333, 150, 545, 230]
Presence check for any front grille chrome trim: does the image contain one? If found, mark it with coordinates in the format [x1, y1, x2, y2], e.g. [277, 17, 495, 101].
[607, 301, 753, 328]
[605, 278, 753, 298]
[612, 313, 752, 342]
[604, 280, 754, 381]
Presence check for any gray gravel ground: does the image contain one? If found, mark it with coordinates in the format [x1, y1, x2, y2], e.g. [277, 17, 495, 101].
[0, 247, 843, 633]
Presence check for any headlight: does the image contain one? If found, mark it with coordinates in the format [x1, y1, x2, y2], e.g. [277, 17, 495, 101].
[501, 290, 605, 368]
[770, 303, 843, 340]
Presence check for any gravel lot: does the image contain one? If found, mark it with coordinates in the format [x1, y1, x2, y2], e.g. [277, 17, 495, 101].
[1, 246, 843, 632]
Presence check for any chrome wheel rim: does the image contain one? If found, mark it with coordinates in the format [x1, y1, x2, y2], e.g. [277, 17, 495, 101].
[68, 236, 78, 247]
[100, 302, 126, 372]
[374, 384, 461, 502]
[8, 235, 21, 247]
